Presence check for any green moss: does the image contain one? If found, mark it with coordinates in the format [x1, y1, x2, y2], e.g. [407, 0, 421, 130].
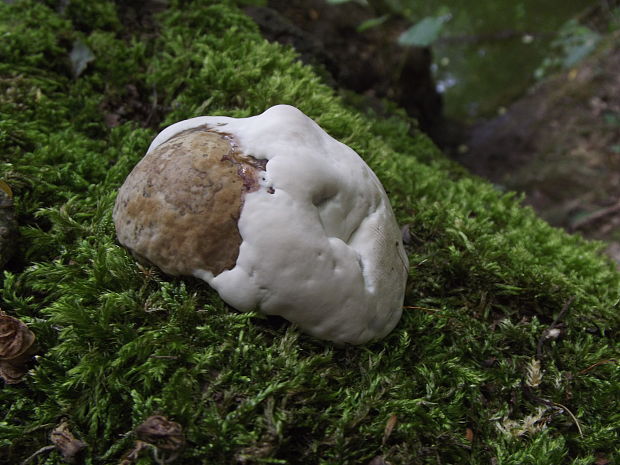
[0, 0, 618, 464]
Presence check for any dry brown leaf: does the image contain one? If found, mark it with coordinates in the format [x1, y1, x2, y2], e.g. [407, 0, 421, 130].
[0, 311, 35, 360]
[382, 414, 398, 444]
[368, 456, 391, 465]
[135, 415, 185, 451]
[595, 455, 611, 465]
[50, 420, 87, 464]
[0, 359, 29, 384]
[0, 311, 36, 384]
[118, 440, 149, 465]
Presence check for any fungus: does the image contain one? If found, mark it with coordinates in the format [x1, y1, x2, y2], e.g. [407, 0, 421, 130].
[114, 105, 408, 344]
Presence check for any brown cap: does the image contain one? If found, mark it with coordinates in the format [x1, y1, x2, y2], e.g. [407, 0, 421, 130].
[113, 127, 266, 276]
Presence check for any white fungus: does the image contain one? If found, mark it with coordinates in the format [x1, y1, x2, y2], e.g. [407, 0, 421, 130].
[115, 105, 409, 344]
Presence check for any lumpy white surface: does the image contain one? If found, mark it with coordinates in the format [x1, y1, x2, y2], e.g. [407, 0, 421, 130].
[149, 105, 409, 344]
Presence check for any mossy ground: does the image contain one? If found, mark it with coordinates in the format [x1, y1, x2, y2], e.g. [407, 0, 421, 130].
[1, 1, 618, 464]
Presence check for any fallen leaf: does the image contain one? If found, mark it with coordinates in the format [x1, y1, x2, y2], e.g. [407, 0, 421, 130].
[50, 420, 87, 464]
[0, 310, 36, 384]
[135, 415, 185, 451]
[0, 180, 12, 198]
[0, 310, 35, 359]
[0, 360, 28, 384]
[368, 456, 391, 465]
[69, 39, 95, 78]
[382, 414, 398, 444]
[119, 440, 149, 465]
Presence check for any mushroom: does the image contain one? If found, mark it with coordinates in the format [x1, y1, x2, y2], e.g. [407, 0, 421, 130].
[114, 105, 408, 344]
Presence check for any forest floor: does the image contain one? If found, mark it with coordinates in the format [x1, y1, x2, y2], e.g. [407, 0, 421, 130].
[462, 31, 620, 265]
[2, 1, 619, 463]
[256, 0, 620, 266]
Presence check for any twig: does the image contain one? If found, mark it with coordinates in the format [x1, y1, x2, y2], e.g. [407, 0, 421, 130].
[145, 85, 158, 128]
[553, 402, 583, 438]
[523, 384, 554, 407]
[23, 423, 56, 434]
[20, 445, 56, 465]
[523, 386, 584, 438]
[578, 359, 618, 375]
[437, 30, 553, 45]
[525, 296, 586, 440]
[571, 200, 620, 231]
[402, 305, 443, 314]
[536, 297, 575, 359]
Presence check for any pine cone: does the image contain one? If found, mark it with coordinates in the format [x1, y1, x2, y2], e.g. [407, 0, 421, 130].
[0, 311, 36, 384]
[50, 420, 87, 464]
[135, 415, 185, 451]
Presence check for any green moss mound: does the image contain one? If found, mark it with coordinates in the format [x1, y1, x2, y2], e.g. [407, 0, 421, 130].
[1, 1, 618, 464]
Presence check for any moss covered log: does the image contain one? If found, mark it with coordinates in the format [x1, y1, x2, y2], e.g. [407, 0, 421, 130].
[0, 1, 618, 463]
